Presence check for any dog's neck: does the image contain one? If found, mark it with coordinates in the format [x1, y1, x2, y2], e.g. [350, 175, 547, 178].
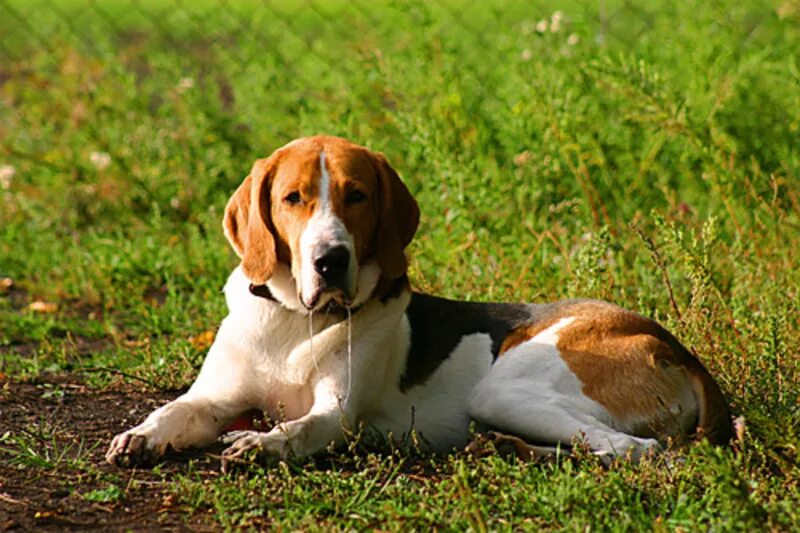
[223, 265, 412, 380]
[248, 282, 362, 318]
[248, 273, 410, 318]
[236, 260, 409, 321]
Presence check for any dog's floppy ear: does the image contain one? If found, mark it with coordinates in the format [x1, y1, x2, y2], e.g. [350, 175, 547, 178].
[223, 156, 279, 284]
[371, 151, 420, 279]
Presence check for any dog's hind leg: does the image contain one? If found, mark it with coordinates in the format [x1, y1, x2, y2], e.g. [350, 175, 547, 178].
[468, 384, 661, 461]
[467, 319, 661, 461]
[465, 431, 568, 461]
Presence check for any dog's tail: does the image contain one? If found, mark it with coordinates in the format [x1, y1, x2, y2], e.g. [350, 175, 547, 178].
[683, 353, 732, 445]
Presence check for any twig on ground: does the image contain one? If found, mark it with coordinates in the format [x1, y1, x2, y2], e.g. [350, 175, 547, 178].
[75, 367, 157, 388]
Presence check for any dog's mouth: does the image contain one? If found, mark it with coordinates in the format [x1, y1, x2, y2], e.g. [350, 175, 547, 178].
[301, 285, 355, 313]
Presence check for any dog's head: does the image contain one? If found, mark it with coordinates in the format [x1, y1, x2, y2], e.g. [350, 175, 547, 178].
[223, 136, 419, 311]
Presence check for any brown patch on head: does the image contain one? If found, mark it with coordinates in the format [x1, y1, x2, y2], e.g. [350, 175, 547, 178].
[267, 139, 325, 274]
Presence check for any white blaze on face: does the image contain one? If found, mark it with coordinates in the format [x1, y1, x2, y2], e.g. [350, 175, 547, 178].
[298, 150, 357, 309]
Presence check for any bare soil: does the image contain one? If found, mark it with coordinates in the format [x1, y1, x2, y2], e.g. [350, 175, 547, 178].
[0, 375, 222, 532]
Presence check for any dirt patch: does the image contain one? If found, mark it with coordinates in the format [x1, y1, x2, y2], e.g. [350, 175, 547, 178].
[0, 375, 223, 532]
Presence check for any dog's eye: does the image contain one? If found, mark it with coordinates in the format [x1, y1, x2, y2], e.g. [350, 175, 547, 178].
[346, 190, 367, 205]
[284, 191, 302, 205]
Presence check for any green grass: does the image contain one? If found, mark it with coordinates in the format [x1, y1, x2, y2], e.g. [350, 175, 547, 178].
[0, 419, 94, 471]
[1, 0, 799, 530]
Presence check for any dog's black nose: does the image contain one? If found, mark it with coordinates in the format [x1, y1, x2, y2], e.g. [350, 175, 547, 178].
[313, 245, 350, 283]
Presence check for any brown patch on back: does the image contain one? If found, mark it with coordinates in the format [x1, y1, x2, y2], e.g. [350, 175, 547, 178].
[499, 317, 563, 356]
[500, 301, 731, 443]
[556, 303, 694, 437]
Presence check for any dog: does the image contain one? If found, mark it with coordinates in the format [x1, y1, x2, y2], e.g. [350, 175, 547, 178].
[106, 135, 731, 469]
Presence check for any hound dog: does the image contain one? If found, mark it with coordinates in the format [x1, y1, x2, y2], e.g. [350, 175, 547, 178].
[106, 135, 731, 469]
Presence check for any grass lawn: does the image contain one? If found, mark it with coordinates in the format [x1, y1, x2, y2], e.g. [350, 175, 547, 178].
[1, 0, 799, 530]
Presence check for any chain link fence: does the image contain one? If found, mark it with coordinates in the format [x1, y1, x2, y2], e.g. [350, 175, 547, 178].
[0, 1, 666, 115]
[0, 0, 784, 187]
[0, 1, 665, 66]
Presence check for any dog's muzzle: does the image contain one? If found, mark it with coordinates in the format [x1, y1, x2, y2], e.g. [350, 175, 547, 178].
[302, 243, 355, 309]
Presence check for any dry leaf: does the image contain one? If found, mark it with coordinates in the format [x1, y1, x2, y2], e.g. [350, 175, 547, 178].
[0, 277, 12, 293]
[161, 493, 177, 508]
[513, 151, 532, 166]
[123, 338, 150, 348]
[190, 330, 216, 350]
[734, 416, 746, 444]
[28, 301, 58, 313]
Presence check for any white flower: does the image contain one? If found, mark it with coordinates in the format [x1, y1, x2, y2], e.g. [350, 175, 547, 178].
[89, 151, 111, 171]
[177, 77, 195, 93]
[567, 33, 580, 46]
[535, 19, 548, 33]
[550, 11, 564, 33]
[521, 48, 533, 61]
[0, 165, 15, 190]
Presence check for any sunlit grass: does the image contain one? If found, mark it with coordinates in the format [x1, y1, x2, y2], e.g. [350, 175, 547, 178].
[0, 0, 798, 529]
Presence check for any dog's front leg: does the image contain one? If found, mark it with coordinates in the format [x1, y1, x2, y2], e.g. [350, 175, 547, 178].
[106, 392, 246, 466]
[106, 340, 255, 466]
[221, 375, 353, 471]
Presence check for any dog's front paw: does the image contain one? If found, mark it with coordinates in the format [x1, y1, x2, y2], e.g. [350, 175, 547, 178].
[220, 430, 293, 472]
[106, 427, 164, 467]
[220, 430, 269, 473]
